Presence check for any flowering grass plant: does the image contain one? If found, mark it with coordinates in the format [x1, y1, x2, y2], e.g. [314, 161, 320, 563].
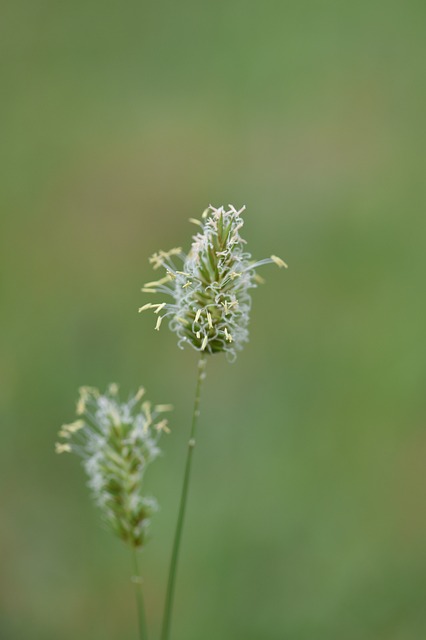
[57, 204, 286, 640]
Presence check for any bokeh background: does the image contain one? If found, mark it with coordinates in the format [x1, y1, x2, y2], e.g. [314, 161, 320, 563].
[1, 1, 426, 639]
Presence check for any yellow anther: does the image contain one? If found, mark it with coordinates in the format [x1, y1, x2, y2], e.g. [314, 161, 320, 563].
[154, 404, 174, 412]
[155, 315, 163, 331]
[271, 255, 288, 268]
[201, 208, 210, 219]
[176, 271, 191, 277]
[224, 328, 233, 343]
[135, 387, 145, 402]
[155, 419, 171, 434]
[167, 247, 182, 256]
[76, 387, 97, 415]
[182, 281, 192, 289]
[189, 218, 202, 226]
[196, 331, 201, 339]
[230, 272, 241, 280]
[144, 275, 171, 288]
[177, 316, 189, 325]
[201, 335, 208, 351]
[154, 303, 166, 314]
[64, 420, 85, 433]
[55, 442, 71, 454]
[195, 308, 202, 323]
[142, 401, 152, 431]
[254, 273, 266, 285]
[138, 303, 154, 312]
[108, 383, 119, 396]
[142, 288, 158, 294]
[207, 311, 213, 329]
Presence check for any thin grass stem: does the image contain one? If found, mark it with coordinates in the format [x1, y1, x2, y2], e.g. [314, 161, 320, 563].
[132, 548, 148, 640]
[161, 353, 207, 640]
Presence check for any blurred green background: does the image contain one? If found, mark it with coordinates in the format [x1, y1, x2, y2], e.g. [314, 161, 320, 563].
[1, 1, 426, 638]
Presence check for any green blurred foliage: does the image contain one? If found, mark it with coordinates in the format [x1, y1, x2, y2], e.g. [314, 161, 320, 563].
[1, 1, 426, 638]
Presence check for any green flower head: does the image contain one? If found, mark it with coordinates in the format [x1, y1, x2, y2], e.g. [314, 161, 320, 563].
[139, 204, 287, 361]
[56, 384, 172, 548]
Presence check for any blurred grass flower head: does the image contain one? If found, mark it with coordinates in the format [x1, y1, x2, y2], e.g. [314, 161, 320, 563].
[56, 384, 172, 548]
[139, 204, 287, 360]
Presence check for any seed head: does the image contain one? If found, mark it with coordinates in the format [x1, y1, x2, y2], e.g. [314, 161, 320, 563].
[56, 384, 172, 548]
[139, 204, 287, 360]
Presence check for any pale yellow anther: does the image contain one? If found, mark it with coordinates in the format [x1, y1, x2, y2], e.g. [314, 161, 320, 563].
[207, 311, 213, 329]
[168, 247, 182, 256]
[154, 404, 174, 412]
[155, 315, 163, 331]
[142, 401, 152, 431]
[58, 429, 70, 439]
[108, 383, 119, 396]
[76, 397, 86, 415]
[196, 331, 201, 339]
[224, 328, 233, 343]
[230, 271, 241, 280]
[195, 309, 202, 323]
[201, 335, 208, 351]
[155, 419, 171, 434]
[254, 273, 266, 285]
[189, 218, 202, 226]
[149, 253, 165, 270]
[166, 269, 177, 279]
[201, 208, 210, 219]
[142, 288, 158, 294]
[55, 442, 72, 454]
[135, 387, 145, 402]
[271, 255, 288, 268]
[154, 303, 166, 314]
[182, 281, 192, 289]
[144, 275, 171, 288]
[177, 316, 189, 325]
[176, 271, 191, 277]
[139, 303, 154, 312]
[63, 420, 85, 434]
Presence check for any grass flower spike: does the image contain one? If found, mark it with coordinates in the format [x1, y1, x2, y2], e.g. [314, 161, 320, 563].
[56, 384, 172, 549]
[139, 204, 287, 360]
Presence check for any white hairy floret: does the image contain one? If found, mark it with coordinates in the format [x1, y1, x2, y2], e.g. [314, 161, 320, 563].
[139, 204, 287, 361]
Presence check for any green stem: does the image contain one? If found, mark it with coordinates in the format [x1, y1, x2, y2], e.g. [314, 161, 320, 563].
[161, 353, 207, 640]
[132, 548, 148, 640]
